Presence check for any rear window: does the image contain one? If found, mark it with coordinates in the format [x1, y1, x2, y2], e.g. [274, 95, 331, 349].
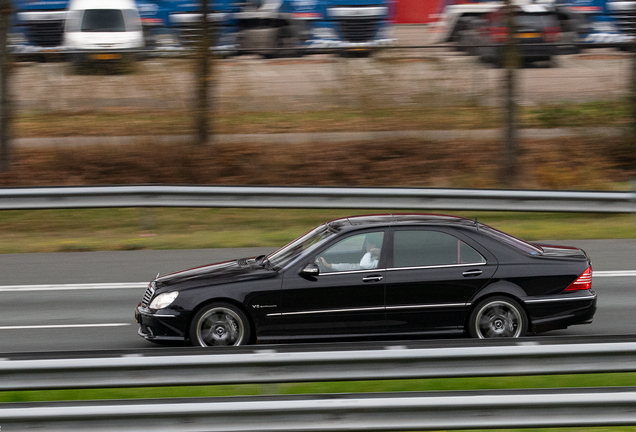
[478, 223, 543, 255]
[392, 230, 486, 268]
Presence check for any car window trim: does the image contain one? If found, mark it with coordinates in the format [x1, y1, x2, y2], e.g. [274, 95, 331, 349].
[318, 268, 387, 277]
[388, 262, 487, 271]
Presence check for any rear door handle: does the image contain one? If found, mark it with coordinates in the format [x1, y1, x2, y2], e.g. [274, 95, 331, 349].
[362, 276, 384, 283]
[463, 269, 483, 277]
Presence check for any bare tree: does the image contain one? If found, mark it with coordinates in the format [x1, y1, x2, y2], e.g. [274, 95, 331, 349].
[502, 0, 520, 187]
[0, 0, 11, 172]
[196, 0, 211, 145]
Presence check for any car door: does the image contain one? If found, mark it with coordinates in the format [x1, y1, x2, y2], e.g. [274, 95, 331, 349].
[280, 231, 387, 339]
[385, 228, 497, 335]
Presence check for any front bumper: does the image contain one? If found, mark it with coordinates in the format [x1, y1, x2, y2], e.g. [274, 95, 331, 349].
[135, 304, 190, 343]
[305, 37, 395, 52]
[67, 49, 142, 64]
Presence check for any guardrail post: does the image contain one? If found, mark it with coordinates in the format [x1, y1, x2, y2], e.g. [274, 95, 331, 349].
[0, 0, 11, 173]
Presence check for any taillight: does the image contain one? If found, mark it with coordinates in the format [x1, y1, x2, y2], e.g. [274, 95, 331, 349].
[565, 266, 592, 291]
[490, 26, 508, 43]
[543, 26, 561, 43]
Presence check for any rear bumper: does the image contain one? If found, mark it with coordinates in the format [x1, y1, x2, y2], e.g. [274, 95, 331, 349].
[518, 43, 560, 60]
[525, 290, 597, 334]
[482, 43, 559, 62]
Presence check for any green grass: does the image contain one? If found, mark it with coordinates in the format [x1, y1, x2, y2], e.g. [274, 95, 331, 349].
[524, 101, 629, 128]
[2, 372, 636, 403]
[0, 208, 633, 253]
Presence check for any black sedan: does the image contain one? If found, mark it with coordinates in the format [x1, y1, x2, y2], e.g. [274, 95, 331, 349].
[135, 214, 596, 346]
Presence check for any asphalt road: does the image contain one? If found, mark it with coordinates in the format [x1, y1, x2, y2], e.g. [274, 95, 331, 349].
[0, 240, 634, 354]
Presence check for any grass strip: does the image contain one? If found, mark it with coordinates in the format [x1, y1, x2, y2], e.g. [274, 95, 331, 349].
[0, 209, 633, 253]
[2, 372, 636, 403]
[5, 375, 636, 431]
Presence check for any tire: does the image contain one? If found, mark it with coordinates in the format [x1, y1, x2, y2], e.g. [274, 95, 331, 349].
[468, 296, 527, 338]
[189, 302, 251, 347]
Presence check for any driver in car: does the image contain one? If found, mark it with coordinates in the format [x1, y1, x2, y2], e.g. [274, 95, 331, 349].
[318, 237, 381, 272]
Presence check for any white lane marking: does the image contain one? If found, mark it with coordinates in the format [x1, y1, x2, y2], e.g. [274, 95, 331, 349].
[0, 282, 148, 292]
[0, 323, 131, 330]
[0, 271, 633, 293]
[593, 271, 636, 278]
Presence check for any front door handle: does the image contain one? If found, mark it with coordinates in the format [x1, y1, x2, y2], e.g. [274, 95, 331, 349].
[362, 276, 384, 283]
[463, 269, 483, 277]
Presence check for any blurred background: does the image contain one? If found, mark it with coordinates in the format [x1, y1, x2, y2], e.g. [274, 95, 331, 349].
[0, 0, 634, 192]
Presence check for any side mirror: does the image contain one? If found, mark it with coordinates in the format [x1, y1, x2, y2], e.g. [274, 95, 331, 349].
[300, 263, 320, 276]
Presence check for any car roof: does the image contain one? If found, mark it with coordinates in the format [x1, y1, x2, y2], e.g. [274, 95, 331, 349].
[327, 214, 478, 230]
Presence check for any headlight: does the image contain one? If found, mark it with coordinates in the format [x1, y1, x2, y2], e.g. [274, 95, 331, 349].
[149, 291, 178, 309]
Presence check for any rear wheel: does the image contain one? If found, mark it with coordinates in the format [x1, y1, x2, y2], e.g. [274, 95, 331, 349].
[468, 297, 527, 338]
[189, 302, 251, 347]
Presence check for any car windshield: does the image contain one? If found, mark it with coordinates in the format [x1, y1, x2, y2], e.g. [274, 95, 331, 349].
[478, 223, 543, 255]
[266, 224, 338, 270]
[82, 10, 126, 32]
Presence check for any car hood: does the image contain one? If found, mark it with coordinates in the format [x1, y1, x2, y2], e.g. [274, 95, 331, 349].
[154, 257, 274, 290]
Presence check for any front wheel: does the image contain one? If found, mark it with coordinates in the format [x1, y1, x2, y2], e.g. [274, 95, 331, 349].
[468, 297, 527, 338]
[189, 303, 251, 347]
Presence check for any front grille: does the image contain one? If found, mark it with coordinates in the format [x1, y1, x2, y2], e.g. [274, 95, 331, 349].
[141, 282, 156, 307]
[610, 9, 636, 36]
[175, 24, 201, 47]
[338, 18, 379, 42]
[25, 21, 65, 47]
[174, 24, 221, 47]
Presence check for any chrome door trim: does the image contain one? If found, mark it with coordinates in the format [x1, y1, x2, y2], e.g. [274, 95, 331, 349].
[387, 262, 487, 272]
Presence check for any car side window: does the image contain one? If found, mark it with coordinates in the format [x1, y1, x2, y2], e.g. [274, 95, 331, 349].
[316, 232, 384, 273]
[393, 230, 485, 268]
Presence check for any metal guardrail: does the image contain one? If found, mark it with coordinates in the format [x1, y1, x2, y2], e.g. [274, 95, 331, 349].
[2, 388, 636, 432]
[3, 341, 636, 430]
[0, 185, 634, 212]
[3, 341, 636, 391]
